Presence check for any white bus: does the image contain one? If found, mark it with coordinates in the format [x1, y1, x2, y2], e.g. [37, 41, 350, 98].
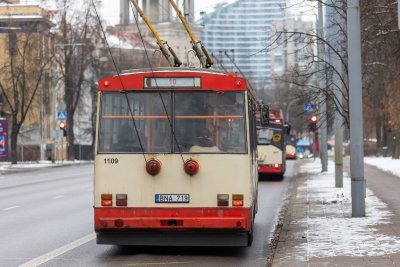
[94, 68, 264, 246]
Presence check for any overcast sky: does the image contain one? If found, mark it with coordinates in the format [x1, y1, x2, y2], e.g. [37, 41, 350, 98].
[101, 0, 235, 25]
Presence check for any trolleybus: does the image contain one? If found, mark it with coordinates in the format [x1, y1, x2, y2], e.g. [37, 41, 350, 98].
[94, 68, 264, 246]
[257, 109, 288, 179]
[285, 134, 297, 160]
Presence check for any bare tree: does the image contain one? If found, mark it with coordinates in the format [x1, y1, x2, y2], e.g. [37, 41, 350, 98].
[53, 0, 103, 160]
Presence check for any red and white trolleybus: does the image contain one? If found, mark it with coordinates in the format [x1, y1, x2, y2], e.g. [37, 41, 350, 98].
[94, 68, 262, 246]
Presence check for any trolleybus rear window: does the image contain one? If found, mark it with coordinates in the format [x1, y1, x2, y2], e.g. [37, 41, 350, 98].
[257, 123, 284, 149]
[98, 91, 247, 154]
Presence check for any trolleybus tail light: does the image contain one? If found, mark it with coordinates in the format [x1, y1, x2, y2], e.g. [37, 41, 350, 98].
[232, 194, 244, 206]
[217, 194, 229, 206]
[274, 164, 280, 168]
[101, 194, 113, 206]
[184, 159, 199, 176]
[104, 80, 110, 87]
[146, 159, 161, 176]
[116, 194, 128, 206]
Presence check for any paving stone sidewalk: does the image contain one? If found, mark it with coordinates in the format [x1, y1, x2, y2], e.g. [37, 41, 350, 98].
[271, 159, 400, 267]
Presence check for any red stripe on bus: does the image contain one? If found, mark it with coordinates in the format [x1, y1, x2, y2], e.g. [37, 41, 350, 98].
[98, 71, 247, 91]
[101, 115, 244, 119]
[94, 207, 252, 231]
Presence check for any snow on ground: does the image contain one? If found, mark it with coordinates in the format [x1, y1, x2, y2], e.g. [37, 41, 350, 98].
[290, 159, 400, 259]
[364, 156, 400, 177]
[0, 161, 91, 172]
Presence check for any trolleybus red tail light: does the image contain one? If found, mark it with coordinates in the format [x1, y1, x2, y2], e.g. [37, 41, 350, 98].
[116, 194, 128, 206]
[146, 159, 161, 176]
[101, 194, 113, 206]
[184, 159, 199, 176]
[217, 194, 229, 206]
[232, 194, 244, 206]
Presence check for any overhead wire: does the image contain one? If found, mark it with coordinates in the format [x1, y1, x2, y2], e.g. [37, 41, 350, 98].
[91, 0, 148, 163]
[128, 0, 186, 164]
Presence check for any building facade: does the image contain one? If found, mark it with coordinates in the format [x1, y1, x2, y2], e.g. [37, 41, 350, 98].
[270, 17, 314, 76]
[0, 1, 53, 161]
[201, 0, 286, 90]
[118, 0, 201, 68]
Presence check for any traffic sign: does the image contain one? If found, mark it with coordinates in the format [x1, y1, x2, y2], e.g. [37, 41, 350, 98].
[57, 111, 66, 121]
[304, 103, 314, 114]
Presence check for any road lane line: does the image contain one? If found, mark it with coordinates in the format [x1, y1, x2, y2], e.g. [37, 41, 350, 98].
[52, 195, 64, 199]
[18, 233, 95, 267]
[127, 262, 193, 266]
[3, 206, 20, 211]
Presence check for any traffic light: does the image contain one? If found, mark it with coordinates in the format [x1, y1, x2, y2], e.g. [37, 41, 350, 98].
[309, 115, 317, 132]
[59, 121, 67, 137]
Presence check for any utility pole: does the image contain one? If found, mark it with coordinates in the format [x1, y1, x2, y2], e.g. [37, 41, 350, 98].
[333, 54, 343, 187]
[347, 0, 365, 217]
[326, 1, 344, 187]
[317, 1, 328, 172]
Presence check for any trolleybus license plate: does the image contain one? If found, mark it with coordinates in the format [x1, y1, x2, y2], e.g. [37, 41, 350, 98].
[155, 194, 190, 203]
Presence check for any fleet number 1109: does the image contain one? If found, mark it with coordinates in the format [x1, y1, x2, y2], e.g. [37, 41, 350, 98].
[104, 158, 118, 164]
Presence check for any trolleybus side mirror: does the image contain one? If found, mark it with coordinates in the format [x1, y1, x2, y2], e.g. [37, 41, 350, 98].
[260, 105, 269, 126]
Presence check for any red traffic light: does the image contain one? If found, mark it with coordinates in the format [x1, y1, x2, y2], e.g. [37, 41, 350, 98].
[59, 121, 66, 129]
[59, 122, 65, 129]
[311, 115, 317, 122]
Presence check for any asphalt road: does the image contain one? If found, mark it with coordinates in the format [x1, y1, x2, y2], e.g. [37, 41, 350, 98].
[0, 164, 93, 267]
[0, 161, 298, 267]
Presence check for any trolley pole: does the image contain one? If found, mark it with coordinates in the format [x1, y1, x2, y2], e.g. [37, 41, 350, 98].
[347, 0, 365, 217]
[317, 1, 328, 172]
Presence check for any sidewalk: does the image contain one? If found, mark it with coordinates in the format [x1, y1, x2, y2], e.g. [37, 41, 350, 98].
[271, 159, 400, 267]
[0, 160, 93, 175]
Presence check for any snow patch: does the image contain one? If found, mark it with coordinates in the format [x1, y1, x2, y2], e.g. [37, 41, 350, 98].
[286, 159, 400, 260]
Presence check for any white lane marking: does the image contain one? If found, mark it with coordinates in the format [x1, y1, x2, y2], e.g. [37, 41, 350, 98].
[3, 206, 20, 211]
[19, 233, 95, 267]
[52, 195, 64, 199]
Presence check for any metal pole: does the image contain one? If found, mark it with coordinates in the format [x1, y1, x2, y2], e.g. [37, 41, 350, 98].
[326, 1, 344, 187]
[333, 54, 343, 187]
[317, 1, 328, 172]
[347, 0, 365, 217]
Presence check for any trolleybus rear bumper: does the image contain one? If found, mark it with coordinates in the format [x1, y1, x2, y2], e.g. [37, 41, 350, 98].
[96, 230, 250, 247]
[94, 207, 252, 246]
[257, 164, 283, 174]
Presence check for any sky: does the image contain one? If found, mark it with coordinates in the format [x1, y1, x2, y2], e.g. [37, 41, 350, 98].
[100, 0, 236, 25]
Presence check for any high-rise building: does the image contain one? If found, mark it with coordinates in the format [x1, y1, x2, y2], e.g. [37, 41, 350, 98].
[119, 0, 199, 67]
[270, 18, 314, 76]
[201, 0, 286, 90]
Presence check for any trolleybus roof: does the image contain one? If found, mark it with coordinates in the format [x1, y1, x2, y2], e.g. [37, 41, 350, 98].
[98, 67, 248, 92]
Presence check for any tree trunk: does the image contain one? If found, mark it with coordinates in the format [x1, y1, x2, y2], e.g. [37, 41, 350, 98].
[10, 117, 19, 164]
[376, 116, 382, 151]
[393, 133, 399, 159]
[66, 106, 75, 161]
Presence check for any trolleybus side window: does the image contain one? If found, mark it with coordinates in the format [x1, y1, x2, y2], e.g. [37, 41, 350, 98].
[98, 92, 172, 153]
[174, 91, 247, 153]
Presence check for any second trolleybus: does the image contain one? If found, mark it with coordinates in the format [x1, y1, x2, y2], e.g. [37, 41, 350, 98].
[257, 109, 289, 179]
[94, 68, 267, 246]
